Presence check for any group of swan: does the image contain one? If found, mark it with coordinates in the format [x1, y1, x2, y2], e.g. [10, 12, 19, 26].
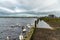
[7, 24, 31, 40]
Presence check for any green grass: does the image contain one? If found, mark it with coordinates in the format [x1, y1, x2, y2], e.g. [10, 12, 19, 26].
[38, 17, 60, 27]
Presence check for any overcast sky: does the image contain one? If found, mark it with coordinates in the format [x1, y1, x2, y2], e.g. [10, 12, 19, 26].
[0, 0, 60, 13]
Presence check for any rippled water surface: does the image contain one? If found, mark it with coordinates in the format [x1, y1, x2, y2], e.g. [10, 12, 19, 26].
[0, 18, 37, 40]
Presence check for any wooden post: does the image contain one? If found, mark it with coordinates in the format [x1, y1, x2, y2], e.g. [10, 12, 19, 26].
[35, 18, 39, 28]
[35, 21, 37, 28]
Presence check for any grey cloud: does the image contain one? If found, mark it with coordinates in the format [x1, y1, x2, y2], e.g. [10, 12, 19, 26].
[0, 0, 59, 11]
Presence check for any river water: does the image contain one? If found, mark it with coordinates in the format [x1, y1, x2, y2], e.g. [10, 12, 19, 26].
[0, 18, 37, 40]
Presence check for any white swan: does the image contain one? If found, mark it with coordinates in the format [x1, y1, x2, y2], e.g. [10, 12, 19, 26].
[23, 28, 26, 32]
[7, 36, 10, 40]
[19, 34, 23, 40]
[27, 24, 31, 28]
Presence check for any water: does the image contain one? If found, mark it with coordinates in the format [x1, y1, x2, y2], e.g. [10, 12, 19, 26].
[37, 20, 52, 29]
[0, 12, 49, 17]
[0, 18, 37, 27]
[0, 18, 37, 40]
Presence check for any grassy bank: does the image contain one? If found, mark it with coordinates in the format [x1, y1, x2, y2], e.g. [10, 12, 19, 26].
[30, 17, 60, 40]
[39, 17, 60, 27]
[31, 28, 60, 40]
[24, 27, 35, 40]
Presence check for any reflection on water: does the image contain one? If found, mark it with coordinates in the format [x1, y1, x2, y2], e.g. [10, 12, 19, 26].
[0, 18, 37, 40]
[37, 20, 52, 29]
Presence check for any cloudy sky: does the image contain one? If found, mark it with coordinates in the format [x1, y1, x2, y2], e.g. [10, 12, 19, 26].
[0, 0, 60, 17]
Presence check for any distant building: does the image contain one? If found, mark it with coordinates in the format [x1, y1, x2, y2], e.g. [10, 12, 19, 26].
[48, 14, 56, 18]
